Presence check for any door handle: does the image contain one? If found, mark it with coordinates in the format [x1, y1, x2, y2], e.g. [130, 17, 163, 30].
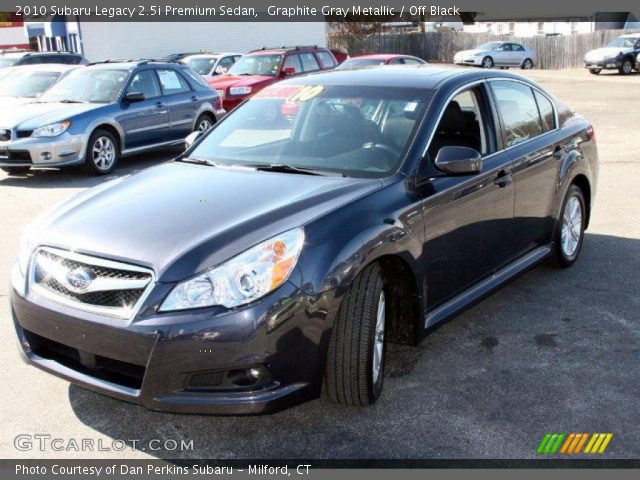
[493, 170, 512, 188]
[156, 101, 164, 108]
[191, 96, 198, 102]
[552, 146, 563, 160]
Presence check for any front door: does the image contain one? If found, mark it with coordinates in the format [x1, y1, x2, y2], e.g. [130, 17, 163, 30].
[420, 84, 517, 308]
[121, 69, 168, 150]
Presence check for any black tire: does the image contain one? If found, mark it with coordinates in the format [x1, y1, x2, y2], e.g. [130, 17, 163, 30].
[546, 185, 586, 268]
[481, 56, 494, 69]
[325, 263, 387, 406]
[589, 68, 601, 75]
[521, 58, 534, 70]
[618, 59, 633, 75]
[1, 166, 31, 175]
[194, 113, 214, 133]
[84, 129, 119, 175]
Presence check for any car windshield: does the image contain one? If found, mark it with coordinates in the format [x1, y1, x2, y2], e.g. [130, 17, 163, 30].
[0, 70, 61, 98]
[607, 37, 638, 48]
[337, 58, 386, 69]
[188, 83, 431, 178]
[477, 42, 502, 50]
[227, 54, 281, 76]
[184, 56, 218, 75]
[39, 68, 128, 103]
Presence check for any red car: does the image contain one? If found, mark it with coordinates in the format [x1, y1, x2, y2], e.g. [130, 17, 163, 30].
[208, 46, 338, 111]
[336, 54, 426, 70]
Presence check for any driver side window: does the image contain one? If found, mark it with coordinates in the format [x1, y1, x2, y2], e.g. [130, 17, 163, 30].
[427, 88, 490, 160]
[127, 70, 161, 99]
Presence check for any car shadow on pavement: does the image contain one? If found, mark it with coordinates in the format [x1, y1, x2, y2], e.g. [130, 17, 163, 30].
[67, 232, 640, 459]
[0, 149, 180, 190]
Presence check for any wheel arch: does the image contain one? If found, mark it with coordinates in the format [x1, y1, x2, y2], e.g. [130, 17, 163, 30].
[88, 123, 123, 154]
[570, 173, 592, 228]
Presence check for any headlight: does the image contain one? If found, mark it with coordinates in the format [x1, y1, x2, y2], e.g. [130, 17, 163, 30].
[229, 86, 252, 96]
[32, 121, 71, 138]
[473, 52, 483, 57]
[160, 228, 304, 311]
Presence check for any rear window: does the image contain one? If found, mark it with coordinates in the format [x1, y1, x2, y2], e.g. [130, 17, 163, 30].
[316, 51, 336, 69]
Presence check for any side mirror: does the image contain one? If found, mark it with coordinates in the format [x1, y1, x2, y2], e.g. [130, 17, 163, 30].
[185, 131, 203, 149]
[434, 146, 482, 175]
[281, 67, 296, 77]
[123, 92, 145, 103]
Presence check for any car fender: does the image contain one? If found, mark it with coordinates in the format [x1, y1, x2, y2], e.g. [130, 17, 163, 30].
[191, 101, 216, 130]
[82, 116, 126, 154]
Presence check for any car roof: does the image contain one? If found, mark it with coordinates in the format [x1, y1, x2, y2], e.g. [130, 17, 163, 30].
[620, 33, 640, 38]
[86, 60, 184, 70]
[0, 51, 29, 58]
[2, 63, 80, 73]
[183, 52, 242, 59]
[287, 64, 535, 90]
[248, 46, 328, 56]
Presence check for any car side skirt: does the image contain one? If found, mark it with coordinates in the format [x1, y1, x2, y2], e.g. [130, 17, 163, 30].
[424, 245, 551, 329]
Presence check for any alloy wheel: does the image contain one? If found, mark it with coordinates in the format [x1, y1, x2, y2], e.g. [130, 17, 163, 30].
[372, 290, 386, 385]
[92, 136, 116, 171]
[561, 196, 583, 258]
[197, 117, 212, 131]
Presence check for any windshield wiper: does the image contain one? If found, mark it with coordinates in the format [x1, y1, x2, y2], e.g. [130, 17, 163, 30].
[58, 99, 89, 104]
[178, 157, 223, 167]
[244, 163, 344, 177]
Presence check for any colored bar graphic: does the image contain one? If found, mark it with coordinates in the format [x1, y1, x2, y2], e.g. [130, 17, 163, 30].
[538, 433, 612, 455]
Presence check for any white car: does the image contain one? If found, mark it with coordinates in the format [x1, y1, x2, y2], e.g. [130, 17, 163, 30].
[584, 33, 640, 75]
[454, 42, 536, 69]
[180, 52, 243, 81]
[0, 64, 80, 108]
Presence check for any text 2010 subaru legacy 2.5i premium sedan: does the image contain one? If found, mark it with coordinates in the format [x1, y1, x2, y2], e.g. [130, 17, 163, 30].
[0, 60, 224, 176]
[11, 66, 598, 414]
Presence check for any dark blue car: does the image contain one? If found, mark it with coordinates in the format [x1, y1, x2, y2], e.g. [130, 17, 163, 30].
[0, 60, 225, 175]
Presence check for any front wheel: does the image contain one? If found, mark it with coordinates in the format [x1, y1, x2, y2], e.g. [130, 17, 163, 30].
[481, 56, 494, 69]
[1, 166, 31, 175]
[547, 185, 586, 268]
[324, 263, 387, 406]
[589, 68, 601, 75]
[84, 129, 119, 175]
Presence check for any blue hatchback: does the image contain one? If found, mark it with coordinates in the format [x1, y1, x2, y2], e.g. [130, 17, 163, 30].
[0, 60, 225, 175]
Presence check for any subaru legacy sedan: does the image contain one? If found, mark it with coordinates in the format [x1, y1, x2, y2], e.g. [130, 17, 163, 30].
[0, 60, 223, 175]
[11, 66, 598, 414]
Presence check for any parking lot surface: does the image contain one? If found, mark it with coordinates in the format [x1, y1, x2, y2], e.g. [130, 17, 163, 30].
[1, 68, 639, 460]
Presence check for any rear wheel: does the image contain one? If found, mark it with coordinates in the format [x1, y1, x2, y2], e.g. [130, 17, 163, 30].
[1, 166, 30, 175]
[547, 185, 586, 268]
[84, 129, 119, 175]
[325, 263, 387, 406]
[589, 68, 601, 75]
[619, 59, 633, 75]
[481, 56, 494, 69]
[194, 113, 214, 133]
[522, 58, 534, 70]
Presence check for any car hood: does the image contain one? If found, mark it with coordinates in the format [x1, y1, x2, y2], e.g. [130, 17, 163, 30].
[455, 49, 486, 57]
[585, 47, 631, 60]
[32, 162, 382, 282]
[0, 102, 102, 129]
[208, 74, 274, 90]
[0, 96, 37, 108]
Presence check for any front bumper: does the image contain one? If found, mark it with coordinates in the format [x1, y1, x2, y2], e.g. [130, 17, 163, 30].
[454, 57, 482, 66]
[0, 131, 86, 168]
[584, 59, 621, 70]
[11, 262, 334, 414]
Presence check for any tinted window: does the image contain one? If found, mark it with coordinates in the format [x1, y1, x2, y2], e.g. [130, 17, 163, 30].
[157, 69, 191, 95]
[300, 53, 320, 72]
[390, 58, 405, 64]
[500, 44, 512, 51]
[316, 51, 335, 68]
[185, 56, 217, 75]
[127, 70, 161, 99]
[403, 57, 423, 64]
[511, 44, 525, 52]
[534, 90, 555, 131]
[283, 54, 302, 74]
[491, 80, 544, 147]
[217, 56, 236, 72]
[227, 54, 281, 77]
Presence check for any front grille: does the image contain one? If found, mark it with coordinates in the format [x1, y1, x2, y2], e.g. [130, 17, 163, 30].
[8, 150, 32, 162]
[0, 128, 11, 141]
[30, 247, 154, 319]
[24, 329, 145, 390]
[15, 130, 33, 139]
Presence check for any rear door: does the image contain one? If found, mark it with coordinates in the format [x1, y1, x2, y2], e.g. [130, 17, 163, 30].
[493, 43, 512, 66]
[120, 68, 168, 149]
[489, 79, 562, 251]
[157, 68, 198, 141]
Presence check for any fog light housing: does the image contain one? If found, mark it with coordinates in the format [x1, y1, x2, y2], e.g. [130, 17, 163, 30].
[185, 365, 273, 391]
[40, 152, 52, 161]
